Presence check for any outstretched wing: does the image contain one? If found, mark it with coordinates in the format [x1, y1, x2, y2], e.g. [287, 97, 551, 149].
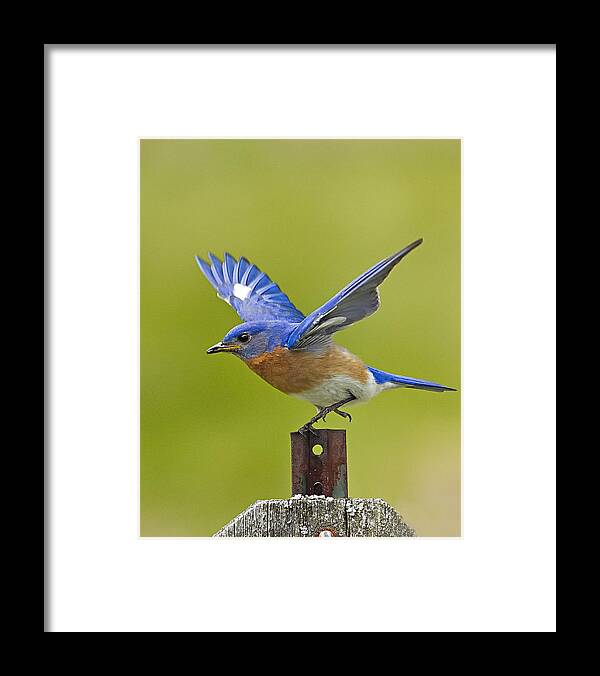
[195, 253, 305, 323]
[285, 239, 423, 349]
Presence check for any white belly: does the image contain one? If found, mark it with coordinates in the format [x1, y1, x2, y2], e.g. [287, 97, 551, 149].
[293, 372, 378, 408]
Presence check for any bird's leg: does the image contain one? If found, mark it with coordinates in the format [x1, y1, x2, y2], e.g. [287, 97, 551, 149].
[316, 394, 356, 424]
[297, 394, 356, 434]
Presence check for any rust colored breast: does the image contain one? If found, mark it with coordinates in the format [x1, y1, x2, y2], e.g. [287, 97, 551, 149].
[245, 345, 368, 395]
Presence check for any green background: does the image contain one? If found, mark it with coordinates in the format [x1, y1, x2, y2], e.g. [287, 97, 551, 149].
[141, 139, 461, 536]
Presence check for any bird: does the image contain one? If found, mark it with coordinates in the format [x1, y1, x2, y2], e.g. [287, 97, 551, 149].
[195, 239, 455, 435]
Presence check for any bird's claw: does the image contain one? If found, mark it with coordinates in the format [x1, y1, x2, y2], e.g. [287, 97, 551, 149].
[298, 395, 356, 435]
[298, 423, 318, 438]
[334, 409, 352, 423]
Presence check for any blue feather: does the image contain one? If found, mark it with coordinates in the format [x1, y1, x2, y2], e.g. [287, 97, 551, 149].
[195, 253, 305, 323]
[368, 366, 455, 392]
[208, 253, 224, 285]
[223, 252, 236, 284]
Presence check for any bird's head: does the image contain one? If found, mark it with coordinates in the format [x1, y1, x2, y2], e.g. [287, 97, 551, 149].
[206, 321, 292, 361]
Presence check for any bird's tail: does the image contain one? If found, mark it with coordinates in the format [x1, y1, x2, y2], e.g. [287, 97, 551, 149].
[368, 366, 456, 392]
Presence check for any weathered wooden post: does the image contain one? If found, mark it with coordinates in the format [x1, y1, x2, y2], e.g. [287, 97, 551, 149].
[214, 430, 415, 537]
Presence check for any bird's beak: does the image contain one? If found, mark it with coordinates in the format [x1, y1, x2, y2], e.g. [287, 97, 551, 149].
[206, 341, 241, 355]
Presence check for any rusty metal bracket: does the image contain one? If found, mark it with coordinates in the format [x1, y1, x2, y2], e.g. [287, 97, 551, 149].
[290, 429, 348, 498]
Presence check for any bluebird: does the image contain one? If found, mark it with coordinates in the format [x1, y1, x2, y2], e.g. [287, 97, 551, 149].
[196, 239, 455, 435]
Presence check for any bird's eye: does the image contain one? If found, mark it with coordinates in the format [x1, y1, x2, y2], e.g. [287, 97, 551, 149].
[238, 333, 251, 344]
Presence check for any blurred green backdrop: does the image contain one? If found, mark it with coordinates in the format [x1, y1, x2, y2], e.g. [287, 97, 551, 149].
[141, 139, 461, 537]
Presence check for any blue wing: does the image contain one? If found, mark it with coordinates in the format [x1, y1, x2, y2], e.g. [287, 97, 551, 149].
[285, 239, 423, 349]
[195, 253, 305, 323]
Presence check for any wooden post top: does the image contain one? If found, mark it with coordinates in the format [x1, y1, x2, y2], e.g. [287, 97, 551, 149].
[214, 496, 416, 537]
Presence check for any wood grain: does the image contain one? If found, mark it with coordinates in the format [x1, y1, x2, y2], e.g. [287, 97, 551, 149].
[214, 496, 415, 537]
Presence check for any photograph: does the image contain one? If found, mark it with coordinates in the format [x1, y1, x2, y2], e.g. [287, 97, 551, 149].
[47, 45, 555, 632]
[140, 139, 461, 537]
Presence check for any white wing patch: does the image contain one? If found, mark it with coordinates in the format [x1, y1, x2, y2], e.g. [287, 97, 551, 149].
[233, 283, 252, 301]
[307, 316, 346, 333]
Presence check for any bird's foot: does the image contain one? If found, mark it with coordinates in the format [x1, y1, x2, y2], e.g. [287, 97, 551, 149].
[298, 423, 318, 438]
[298, 395, 356, 434]
[334, 409, 352, 422]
